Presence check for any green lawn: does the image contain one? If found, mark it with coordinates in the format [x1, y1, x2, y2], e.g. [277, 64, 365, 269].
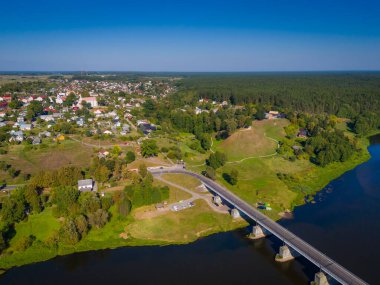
[9, 208, 60, 248]
[127, 200, 246, 243]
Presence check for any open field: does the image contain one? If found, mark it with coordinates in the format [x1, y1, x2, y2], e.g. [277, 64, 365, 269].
[127, 199, 245, 243]
[0, 75, 51, 86]
[0, 140, 94, 184]
[216, 120, 284, 161]
[206, 119, 372, 220]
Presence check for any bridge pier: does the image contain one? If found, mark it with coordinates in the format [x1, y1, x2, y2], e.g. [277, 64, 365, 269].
[248, 225, 266, 240]
[213, 195, 222, 205]
[275, 245, 294, 262]
[311, 272, 330, 285]
[230, 208, 240, 219]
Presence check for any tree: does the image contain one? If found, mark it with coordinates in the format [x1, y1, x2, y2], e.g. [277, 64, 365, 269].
[202, 166, 216, 180]
[94, 165, 110, 185]
[51, 186, 79, 217]
[0, 189, 27, 224]
[78, 192, 101, 214]
[24, 186, 42, 214]
[255, 108, 266, 120]
[199, 134, 211, 150]
[114, 192, 132, 216]
[125, 151, 136, 163]
[224, 169, 239, 185]
[59, 219, 80, 245]
[75, 215, 89, 237]
[64, 92, 77, 107]
[207, 151, 227, 169]
[0, 232, 6, 253]
[138, 163, 148, 178]
[112, 145, 122, 157]
[141, 139, 158, 157]
[88, 209, 109, 229]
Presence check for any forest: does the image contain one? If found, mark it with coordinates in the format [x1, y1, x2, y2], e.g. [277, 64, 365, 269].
[176, 73, 380, 134]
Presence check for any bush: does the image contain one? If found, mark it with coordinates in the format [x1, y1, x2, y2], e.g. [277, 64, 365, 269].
[206, 151, 227, 169]
[202, 166, 216, 180]
[88, 209, 109, 229]
[59, 219, 80, 245]
[13, 235, 35, 252]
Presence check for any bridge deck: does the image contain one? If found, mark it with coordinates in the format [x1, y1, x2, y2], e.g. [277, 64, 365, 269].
[150, 167, 368, 285]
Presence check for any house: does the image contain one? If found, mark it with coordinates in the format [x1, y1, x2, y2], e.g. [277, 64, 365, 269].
[98, 150, 110, 159]
[122, 124, 130, 133]
[80, 97, 98, 108]
[39, 131, 51, 138]
[9, 131, 24, 143]
[19, 123, 33, 131]
[32, 137, 41, 145]
[17, 116, 25, 123]
[40, 115, 54, 122]
[297, 128, 308, 139]
[265, 111, 280, 120]
[138, 122, 157, 135]
[52, 113, 63, 119]
[76, 119, 84, 126]
[78, 179, 94, 192]
[103, 130, 113, 135]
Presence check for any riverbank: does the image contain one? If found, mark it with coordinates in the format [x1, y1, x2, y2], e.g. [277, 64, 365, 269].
[0, 130, 376, 272]
[0, 198, 246, 270]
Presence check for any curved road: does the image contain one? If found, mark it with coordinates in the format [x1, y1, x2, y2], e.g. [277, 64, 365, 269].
[149, 166, 368, 285]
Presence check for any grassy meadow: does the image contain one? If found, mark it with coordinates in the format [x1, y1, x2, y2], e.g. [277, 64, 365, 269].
[0, 139, 94, 184]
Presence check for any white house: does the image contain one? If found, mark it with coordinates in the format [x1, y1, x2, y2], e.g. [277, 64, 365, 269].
[78, 179, 94, 192]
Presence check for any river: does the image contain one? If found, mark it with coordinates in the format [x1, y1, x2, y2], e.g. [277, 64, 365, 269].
[2, 136, 380, 285]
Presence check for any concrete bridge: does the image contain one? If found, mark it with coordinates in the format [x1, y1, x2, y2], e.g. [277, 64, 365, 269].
[149, 166, 368, 285]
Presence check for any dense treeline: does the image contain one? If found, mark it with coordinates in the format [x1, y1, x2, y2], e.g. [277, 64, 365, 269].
[177, 73, 380, 134]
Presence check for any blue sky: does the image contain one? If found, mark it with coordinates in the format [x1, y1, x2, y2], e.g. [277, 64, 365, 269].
[1, 0, 380, 71]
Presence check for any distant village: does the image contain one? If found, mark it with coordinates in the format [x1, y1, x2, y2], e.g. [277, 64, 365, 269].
[0, 77, 176, 146]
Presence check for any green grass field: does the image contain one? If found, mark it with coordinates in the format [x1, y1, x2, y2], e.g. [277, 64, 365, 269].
[127, 200, 245, 243]
[216, 120, 284, 161]
[202, 119, 370, 220]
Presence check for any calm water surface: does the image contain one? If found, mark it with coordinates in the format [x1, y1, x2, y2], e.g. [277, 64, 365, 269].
[2, 136, 380, 285]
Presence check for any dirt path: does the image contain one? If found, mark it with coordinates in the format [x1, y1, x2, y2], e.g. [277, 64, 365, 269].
[154, 175, 228, 214]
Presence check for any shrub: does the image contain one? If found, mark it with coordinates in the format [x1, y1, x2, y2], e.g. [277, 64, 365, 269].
[13, 235, 35, 252]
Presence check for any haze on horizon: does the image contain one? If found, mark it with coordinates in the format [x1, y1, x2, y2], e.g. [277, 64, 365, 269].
[1, 0, 380, 72]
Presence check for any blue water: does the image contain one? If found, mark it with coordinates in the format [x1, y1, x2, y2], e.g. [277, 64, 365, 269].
[2, 136, 380, 285]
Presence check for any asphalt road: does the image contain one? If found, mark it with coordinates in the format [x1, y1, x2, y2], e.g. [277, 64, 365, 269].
[149, 166, 368, 285]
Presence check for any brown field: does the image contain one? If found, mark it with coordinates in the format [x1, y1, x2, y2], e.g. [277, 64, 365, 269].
[0, 140, 94, 183]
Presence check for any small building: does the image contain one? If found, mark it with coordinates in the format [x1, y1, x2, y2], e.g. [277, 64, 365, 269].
[297, 128, 308, 138]
[78, 179, 94, 192]
[32, 137, 41, 145]
[98, 150, 110, 159]
[39, 131, 51, 138]
[19, 123, 33, 131]
[265, 111, 280, 120]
